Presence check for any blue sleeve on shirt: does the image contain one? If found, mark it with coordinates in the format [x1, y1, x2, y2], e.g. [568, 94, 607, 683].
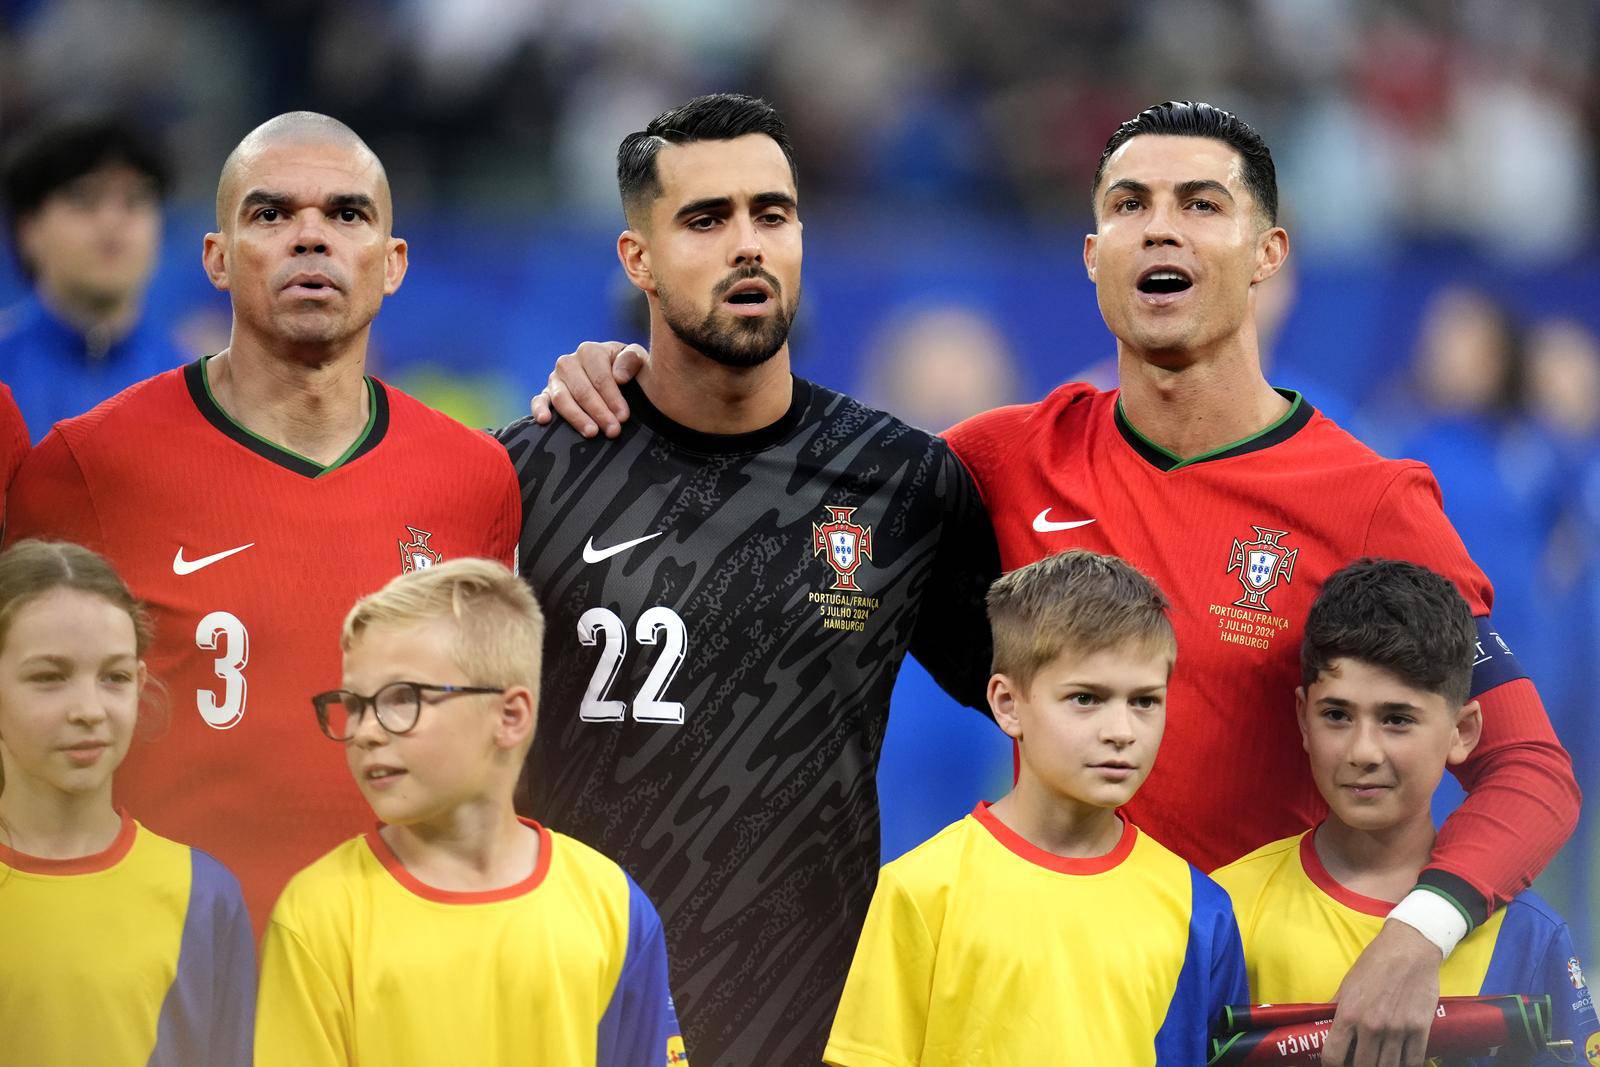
[147, 849, 256, 1067]
[596, 873, 684, 1067]
[1475, 892, 1599, 1066]
[1154, 867, 1247, 1066]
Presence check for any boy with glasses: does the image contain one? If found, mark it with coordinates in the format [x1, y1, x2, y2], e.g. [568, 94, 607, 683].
[255, 559, 686, 1066]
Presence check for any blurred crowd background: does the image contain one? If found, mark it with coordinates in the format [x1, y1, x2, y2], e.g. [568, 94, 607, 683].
[1, 0, 1595, 954]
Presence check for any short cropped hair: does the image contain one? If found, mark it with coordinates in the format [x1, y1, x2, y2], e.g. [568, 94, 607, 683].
[988, 550, 1176, 690]
[341, 559, 544, 696]
[617, 93, 798, 225]
[1, 114, 169, 256]
[1092, 100, 1278, 224]
[1300, 558, 1475, 708]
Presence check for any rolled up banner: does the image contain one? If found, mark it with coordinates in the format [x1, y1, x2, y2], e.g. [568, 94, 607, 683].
[1209, 995, 1551, 1066]
[1218, 995, 1548, 1037]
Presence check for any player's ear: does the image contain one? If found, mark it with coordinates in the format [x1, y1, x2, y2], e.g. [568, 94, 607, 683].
[383, 236, 408, 296]
[1294, 686, 1310, 751]
[989, 675, 1023, 740]
[1083, 232, 1098, 283]
[202, 231, 230, 292]
[617, 229, 654, 295]
[1251, 224, 1288, 286]
[1447, 700, 1482, 766]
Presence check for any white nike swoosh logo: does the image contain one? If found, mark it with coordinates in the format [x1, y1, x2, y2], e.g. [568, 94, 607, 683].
[1032, 509, 1096, 533]
[583, 532, 664, 564]
[173, 543, 255, 575]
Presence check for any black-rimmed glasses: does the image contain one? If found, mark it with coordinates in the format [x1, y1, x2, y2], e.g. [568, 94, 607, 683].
[311, 681, 506, 740]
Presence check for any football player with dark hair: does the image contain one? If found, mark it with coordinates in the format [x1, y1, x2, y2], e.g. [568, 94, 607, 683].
[497, 92, 999, 1065]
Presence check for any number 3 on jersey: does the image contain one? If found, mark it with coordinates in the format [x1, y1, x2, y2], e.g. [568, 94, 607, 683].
[196, 610, 249, 729]
[577, 606, 687, 724]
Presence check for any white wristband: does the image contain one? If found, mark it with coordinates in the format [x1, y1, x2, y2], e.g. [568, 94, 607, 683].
[1388, 889, 1469, 959]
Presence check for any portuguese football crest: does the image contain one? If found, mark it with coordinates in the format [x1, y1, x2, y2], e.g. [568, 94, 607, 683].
[397, 525, 442, 573]
[813, 505, 874, 592]
[1227, 525, 1297, 612]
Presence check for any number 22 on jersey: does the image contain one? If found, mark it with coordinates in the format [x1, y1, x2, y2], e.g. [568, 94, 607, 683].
[577, 606, 687, 724]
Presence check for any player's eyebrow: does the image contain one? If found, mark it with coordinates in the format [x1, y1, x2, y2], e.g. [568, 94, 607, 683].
[673, 192, 797, 224]
[1102, 178, 1150, 206]
[1173, 179, 1235, 205]
[750, 191, 798, 213]
[239, 189, 293, 218]
[238, 190, 379, 219]
[328, 193, 379, 217]
[674, 196, 733, 223]
[1102, 178, 1236, 206]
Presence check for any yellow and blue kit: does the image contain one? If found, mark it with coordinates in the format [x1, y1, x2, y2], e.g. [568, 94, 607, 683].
[824, 802, 1247, 1066]
[255, 818, 687, 1067]
[1214, 830, 1600, 1066]
[0, 810, 255, 1066]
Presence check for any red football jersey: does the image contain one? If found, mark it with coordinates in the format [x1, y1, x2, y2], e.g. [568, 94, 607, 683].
[0, 382, 30, 527]
[6, 360, 520, 927]
[946, 383, 1558, 886]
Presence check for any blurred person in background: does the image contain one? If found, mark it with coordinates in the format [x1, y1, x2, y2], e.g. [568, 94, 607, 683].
[1388, 288, 1556, 714]
[0, 115, 183, 441]
[1524, 319, 1600, 966]
[857, 301, 1018, 863]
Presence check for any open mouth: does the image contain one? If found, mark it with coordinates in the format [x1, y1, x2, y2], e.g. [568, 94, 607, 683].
[365, 767, 405, 781]
[1137, 268, 1193, 296]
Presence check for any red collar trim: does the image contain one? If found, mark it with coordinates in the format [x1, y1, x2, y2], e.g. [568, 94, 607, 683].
[971, 801, 1137, 875]
[366, 817, 552, 904]
[1298, 828, 1398, 918]
[0, 808, 137, 875]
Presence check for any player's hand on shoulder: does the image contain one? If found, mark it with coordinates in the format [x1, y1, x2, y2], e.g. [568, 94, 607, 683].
[530, 341, 648, 438]
[1323, 919, 1440, 1067]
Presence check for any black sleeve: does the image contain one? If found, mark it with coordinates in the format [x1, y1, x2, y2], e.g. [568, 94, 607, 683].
[907, 444, 1001, 713]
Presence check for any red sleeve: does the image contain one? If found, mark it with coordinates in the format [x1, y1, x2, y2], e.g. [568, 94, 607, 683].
[942, 403, 1034, 514]
[4, 428, 106, 551]
[1360, 464, 1492, 613]
[490, 437, 521, 569]
[1364, 464, 1580, 925]
[0, 384, 29, 529]
[1424, 679, 1580, 923]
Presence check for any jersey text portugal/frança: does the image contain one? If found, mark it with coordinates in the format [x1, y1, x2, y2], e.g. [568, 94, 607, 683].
[946, 382, 1576, 926]
[498, 376, 999, 1066]
[5, 358, 521, 927]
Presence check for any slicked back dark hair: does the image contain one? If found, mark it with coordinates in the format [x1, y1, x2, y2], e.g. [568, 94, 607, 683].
[617, 93, 798, 225]
[1092, 101, 1278, 225]
[1301, 558, 1476, 708]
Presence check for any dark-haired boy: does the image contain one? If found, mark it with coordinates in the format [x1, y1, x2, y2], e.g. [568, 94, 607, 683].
[0, 115, 181, 436]
[825, 550, 1245, 1065]
[1214, 559, 1598, 1063]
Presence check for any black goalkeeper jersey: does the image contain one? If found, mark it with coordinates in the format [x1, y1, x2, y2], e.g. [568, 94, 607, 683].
[497, 376, 999, 1065]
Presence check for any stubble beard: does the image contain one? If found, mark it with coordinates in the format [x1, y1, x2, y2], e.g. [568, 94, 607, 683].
[656, 274, 798, 369]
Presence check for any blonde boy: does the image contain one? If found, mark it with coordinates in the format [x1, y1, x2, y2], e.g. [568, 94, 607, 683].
[1213, 559, 1596, 1064]
[825, 549, 1245, 1066]
[254, 559, 687, 1067]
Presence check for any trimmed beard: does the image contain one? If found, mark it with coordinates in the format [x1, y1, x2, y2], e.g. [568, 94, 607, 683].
[656, 269, 797, 369]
